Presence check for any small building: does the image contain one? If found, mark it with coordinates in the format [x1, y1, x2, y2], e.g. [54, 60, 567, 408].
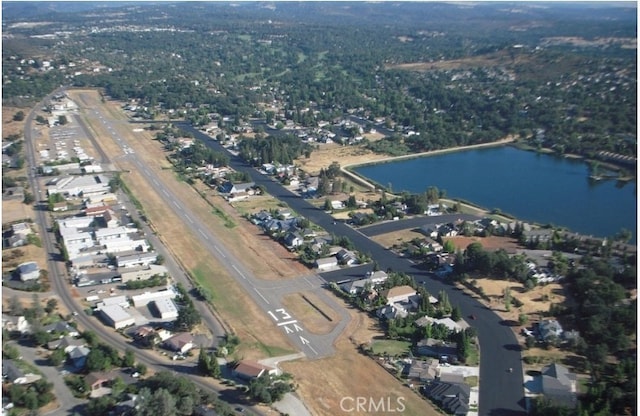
[17, 261, 40, 281]
[404, 358, 439, 382]
[421, 381, 470, 416]
[151, 298, 178, 320]
[68, 345, 91, 369]
[11, 222, 32, 238]
[48, 336, 85, 353]
[2, 360, 42, 385]
[538, 319, 564, 341]
[541, 363, 578, 408]
[163, 332, 194, 354]
[233, 360, 277, 380]
[99, 305, 135, 330]
[315, 256, 338, 271]
[415, 338, 459, 361]
[2, 315, 30, 334]
[116, 252, 157, 268]
[43, 321, 80, 337]
[380, 285, 417, 305]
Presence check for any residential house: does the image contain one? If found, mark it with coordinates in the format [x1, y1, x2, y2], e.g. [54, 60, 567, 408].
[315, 256, 338, 271]
[380, 285, 417, 305]
[350, 212, 370, 226]
[2, 315, 30, 334]
[85, 371, 115, 398]
[537, 320, 564, 342]
[44, 321, 80, 337]
[341, 278, 373, 295]
[414, 316, 468, 333]
[421, 381, 470, 416]
[116, 252, 157, 268]
[17, 261, 40, 281]
[5, 234, 26, 248]
[376, 304, 409, 320]
[2, 360, 42, 385]
[47, 336, 85, 353]
[366, 270, 389, 284]
[163, 332, 194, 354]
[283, 231, 304, 249]
[540, 363, 578, 408]
[69, 345, 91, 369]
[233, 360, 277, 380]
[219, 181, 255, 194]
[404, 358, 439, 382]
[336, 248, 358, 265]
[330, 200, 344, 210]
[522, 229, 554, 244]
[420, 224, 440, 239]
[11, 222, 32, 238]
[415, 338, 458, 362]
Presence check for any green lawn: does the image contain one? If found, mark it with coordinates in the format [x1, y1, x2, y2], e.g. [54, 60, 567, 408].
[370, 339, 412, 356]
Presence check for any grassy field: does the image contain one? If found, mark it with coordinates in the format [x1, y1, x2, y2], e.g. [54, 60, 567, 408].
[370, 339, 412, 356]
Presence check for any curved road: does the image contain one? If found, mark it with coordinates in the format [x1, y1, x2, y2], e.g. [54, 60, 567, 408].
[179, 122, 527, 416]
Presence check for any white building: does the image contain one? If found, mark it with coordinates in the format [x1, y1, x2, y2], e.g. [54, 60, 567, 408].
[120, 265, 168, 283]
[17, 262, 40, 281]
[116, 252, 157, 268]
[152, 298, 178, 320]
[131, 289, 177, 308]
[99, 305, 135, 329]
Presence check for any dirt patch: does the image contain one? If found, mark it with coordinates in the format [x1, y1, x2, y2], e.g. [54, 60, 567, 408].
[2, 244, 48, 272]
[294, 142, 379, 176]
[282, 295, 440, 416]
[371, 228, 423, 249]
[2, 199, 34, 224]
[280, 292, 340, 335]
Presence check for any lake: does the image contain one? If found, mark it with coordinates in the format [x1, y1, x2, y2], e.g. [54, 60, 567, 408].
[354, 146, 637, 243]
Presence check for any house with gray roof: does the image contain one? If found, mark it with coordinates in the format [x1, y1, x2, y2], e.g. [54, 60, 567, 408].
[537, 319, 564, 341]
[541, 363, 578, 408]
[421, 381, 470, 416]
[2, 360, 42, 385]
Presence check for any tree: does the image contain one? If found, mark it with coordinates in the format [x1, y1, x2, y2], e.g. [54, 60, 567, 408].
[451, 305, 461, 322]
[137, 388, 178, 416]
[175, 303, 201, 331]
[45, 298, 58, 314]
[49, 348, 66, 366]
[9, 295, 23, 316]
[13, 111, 25, 121]
[123, 348, 135, 368]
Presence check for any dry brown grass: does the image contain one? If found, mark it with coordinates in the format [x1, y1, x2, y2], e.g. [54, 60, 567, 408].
[443, 235, 522, 252]
[370, 228, 423, 249]
[282, 295, 441, 416]
[2, 199, 34, 224]
[2, 244, 48, 272]
[280, 292, 340, 335]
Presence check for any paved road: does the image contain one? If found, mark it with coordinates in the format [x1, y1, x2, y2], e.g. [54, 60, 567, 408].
[358, 213, 480, 237]
[12, 342, 85, 416]
[179, 123, 527, 416]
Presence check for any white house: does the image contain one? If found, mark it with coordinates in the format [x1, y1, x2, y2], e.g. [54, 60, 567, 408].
[380, 285, 417, 305]
[17, 262, 40, 281]
[315, 256, 338, 271]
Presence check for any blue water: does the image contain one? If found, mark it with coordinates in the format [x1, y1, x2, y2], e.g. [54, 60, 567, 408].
[354, 146, 637, 243]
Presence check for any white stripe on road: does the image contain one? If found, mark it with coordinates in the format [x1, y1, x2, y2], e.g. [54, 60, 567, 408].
[254, 288, 270, 304]
[232, 265, 247, 280]
[198, 229, 210, 240]
[162, 189, 169, 196]
[307, 344, 318, 355]
[214, 245, 226, 258]
[153, 179, 159, 186]
[185, 214, 193, 224]
[172, 200, 180, 208]
[277, 320, 298, 327]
